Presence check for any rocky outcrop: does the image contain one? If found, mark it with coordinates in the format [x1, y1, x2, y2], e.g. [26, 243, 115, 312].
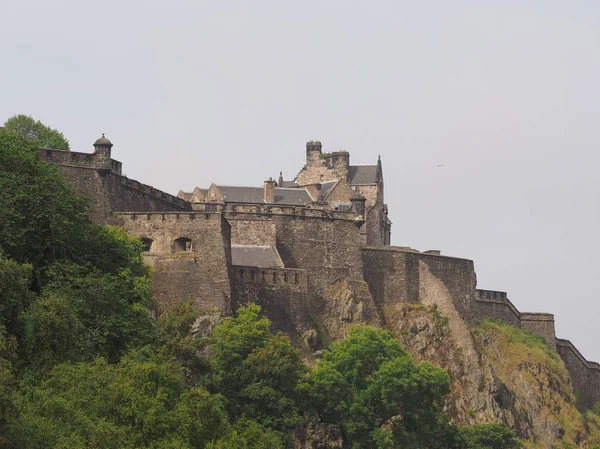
[384, 302, 600, 448]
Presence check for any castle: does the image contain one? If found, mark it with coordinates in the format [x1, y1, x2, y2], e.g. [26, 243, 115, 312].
[39, 135, 600, 409]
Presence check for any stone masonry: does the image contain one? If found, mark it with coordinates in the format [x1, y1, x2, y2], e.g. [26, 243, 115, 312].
[40, 135, 600, 408]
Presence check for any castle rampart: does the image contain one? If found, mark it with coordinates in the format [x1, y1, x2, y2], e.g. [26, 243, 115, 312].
[38, 134, 600, 413]
[232, 266, 311, 338]
[556, 339, 600, 409]
[40, 145, 189, 224]
[118, 212, 232, 314]
[363, 246, 477, 322]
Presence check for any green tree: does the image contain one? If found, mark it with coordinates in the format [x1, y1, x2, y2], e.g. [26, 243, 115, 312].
[209, 304, 304, 436]
[21, 255, 157, 373]
[206, 419, 284, 449]
[157, 299, 210, 383]
[457, 423, 521, 449]
[10, 350, 229, 449]
[304, 325, 451, 449]
[3, 114, 69, 150]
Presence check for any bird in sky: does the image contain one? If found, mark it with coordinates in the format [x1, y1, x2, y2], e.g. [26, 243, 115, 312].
[437, 164, 444, 168]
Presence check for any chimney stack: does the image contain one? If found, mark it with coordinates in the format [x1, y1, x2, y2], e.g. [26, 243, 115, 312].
[306, 140, 322, 164]
[350, 190, 366, 217]
[264, 178, 276, 203]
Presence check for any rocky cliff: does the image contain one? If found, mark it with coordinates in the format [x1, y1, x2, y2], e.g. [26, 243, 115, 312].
[304, 283, 600, 449]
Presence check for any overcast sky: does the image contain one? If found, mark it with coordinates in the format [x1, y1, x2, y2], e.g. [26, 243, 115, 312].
[2, 1, 599, 360]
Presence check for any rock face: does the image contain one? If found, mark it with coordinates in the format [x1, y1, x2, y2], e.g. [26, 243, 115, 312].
[300, 287, 600, 449]
[385, 304, 600, 449]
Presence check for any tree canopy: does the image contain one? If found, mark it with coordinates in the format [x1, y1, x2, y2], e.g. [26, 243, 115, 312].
[3, 114, 69, 150]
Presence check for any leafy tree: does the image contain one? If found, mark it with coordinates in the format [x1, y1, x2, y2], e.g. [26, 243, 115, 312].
[21, 256, 157, 373]
[0, 254, 33, 336]
[209, 304, 304, 435]
[157, 299, 209, 383]
[206, 419, 284, 449]
[10, 349, 229, 449]
[3, 114, 69, 150]
[457, 423, 521, 449]
[304, 325, 451, 449]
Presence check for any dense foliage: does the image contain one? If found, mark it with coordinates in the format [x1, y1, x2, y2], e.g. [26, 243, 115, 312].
[0, 121, 521, 448]
[3, 114, 69, 150]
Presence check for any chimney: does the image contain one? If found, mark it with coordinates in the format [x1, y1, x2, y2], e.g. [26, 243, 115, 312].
[278, 171, 284, 187]
[264, 178, 276, 203]
[350, 190, 366, 217]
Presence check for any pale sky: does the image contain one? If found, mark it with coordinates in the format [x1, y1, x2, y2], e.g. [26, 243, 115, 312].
[2, 1, 599, 360]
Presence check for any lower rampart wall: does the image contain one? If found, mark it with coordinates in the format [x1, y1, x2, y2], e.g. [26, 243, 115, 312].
[556, 339, 600, 409]
[232, 265, 311, 339]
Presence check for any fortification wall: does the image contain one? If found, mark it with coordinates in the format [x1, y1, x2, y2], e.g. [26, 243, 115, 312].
[363, 247, 477, 321]
[118, 212, 233, 314]
[40, 149, 189, 224]
[473, 289, 522, 328]
[556, 339, 600, 409]
[520, 313, 556, 350]
[232, 266, 311, 339]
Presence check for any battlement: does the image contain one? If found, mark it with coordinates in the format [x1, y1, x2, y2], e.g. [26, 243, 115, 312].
[234, 266, 307, 288]
[40, 148, 122, 174]
[119, 211, 222, 223]
[190, 202, 363, 223]
[476, 289, 508, 301]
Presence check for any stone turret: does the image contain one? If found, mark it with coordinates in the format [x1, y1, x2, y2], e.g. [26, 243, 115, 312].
[92, 134, 114, 171]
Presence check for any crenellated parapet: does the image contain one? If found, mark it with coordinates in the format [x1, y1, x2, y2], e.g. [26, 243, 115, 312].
[40, 148, 122, 174]
[190, 201, 365, 223]
[234, 266, 307, 288]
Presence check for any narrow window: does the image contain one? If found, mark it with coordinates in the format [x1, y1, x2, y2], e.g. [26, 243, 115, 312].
[174, 237, 192, 252]
[141, 237, 153, 252]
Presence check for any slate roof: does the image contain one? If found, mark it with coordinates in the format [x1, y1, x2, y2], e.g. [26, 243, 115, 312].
[348, 165, 378, 185]
[216, 185, 311, 205]
[318, 180, 339, 201]
[279, 180, 300, 188]
[231, 245, 283, 268]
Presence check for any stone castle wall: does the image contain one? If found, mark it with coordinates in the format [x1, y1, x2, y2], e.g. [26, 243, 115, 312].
[40, 149, 188, 224]
[362, 247, 477, 321]
[556, 339, 600, 409]
[118, 212, 233, 314]
[232, 266, 311, 339]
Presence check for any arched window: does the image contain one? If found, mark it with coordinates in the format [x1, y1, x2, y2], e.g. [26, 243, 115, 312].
[173, 237, 192, 252]
[140, 237, 153, 252]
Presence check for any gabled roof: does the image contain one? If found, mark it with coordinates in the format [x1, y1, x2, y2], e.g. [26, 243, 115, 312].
[274, 188, 312, 205]
[318, 180, 339, 201]
[348, 165, 378, 185]
[216, 185, 311, 205]
[231, 245, 283, 268]
[177, 188, 207, 202]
